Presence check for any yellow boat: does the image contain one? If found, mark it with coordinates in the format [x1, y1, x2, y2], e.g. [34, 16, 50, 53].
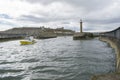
[20, 40, 36, 45]
[20, 40, 35, 45]
[20, 36, 36, 45]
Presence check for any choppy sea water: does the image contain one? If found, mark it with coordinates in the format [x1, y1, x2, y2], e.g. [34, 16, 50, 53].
[0, 37, 115, 80]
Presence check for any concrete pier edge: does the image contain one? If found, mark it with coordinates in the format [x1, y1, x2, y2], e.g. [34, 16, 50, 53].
[91, 37, 120, 80]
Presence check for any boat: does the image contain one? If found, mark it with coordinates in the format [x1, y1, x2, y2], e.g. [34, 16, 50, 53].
[20, 36, 36, 45]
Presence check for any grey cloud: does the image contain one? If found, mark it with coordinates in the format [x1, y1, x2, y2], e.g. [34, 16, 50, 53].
[85, 17, 120, 24]
[20, 0, 120, 32]
[25, 0, 114, 11]
[24, 0, 117, 23]
[24, 0, 54, 4]
[0, 20, 16, 26]
[18, 15, 73, 23]
[61, 22, 70, 24]
[0, 14, 13, 19]
[18, 15, 47, 23]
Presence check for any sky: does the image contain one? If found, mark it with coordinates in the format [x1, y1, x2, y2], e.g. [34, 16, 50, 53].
[0, 0, 120, 32]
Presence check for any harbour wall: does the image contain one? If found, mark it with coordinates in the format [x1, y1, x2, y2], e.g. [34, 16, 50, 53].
[100, 27, 120, 72]
[91, 27, 120, 80]
[99, 37, 120, 72]
[0, 32, 26, 41]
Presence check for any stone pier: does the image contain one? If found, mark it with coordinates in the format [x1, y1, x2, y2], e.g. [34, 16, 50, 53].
[73, 20, 94, 40]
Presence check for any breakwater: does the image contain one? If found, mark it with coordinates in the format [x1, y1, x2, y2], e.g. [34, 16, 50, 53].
[100, 27, 120, 72]
[0, 32, 26, 41]
[73, 32, 94, 40]
[92, 27, 120, 80]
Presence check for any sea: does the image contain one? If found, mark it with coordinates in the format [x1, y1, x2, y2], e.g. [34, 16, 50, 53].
[0, 36, 116, 80]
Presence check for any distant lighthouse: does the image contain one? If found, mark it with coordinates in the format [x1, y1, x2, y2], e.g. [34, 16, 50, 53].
[73, 19, 93, 40]
[80, 19, 83, 33]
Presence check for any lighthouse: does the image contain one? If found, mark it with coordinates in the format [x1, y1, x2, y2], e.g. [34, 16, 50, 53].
[73, 19, 93, 40]
[80, 19, 83, 33]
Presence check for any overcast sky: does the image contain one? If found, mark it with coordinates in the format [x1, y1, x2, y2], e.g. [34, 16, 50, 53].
[0, 0, 120, 32]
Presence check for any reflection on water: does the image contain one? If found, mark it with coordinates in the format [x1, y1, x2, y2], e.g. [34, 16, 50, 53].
[0, 37, 115, 80]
